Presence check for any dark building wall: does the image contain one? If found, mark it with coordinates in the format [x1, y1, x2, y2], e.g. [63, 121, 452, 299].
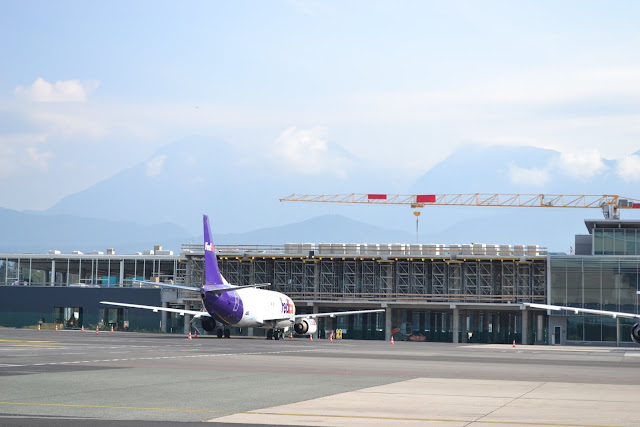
[0, 286, 162, 331]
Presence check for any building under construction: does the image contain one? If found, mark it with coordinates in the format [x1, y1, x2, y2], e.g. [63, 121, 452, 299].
[2, 216, 639, 346]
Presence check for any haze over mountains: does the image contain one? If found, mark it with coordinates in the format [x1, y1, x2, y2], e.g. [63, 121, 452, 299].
[4, 137, 640, 254]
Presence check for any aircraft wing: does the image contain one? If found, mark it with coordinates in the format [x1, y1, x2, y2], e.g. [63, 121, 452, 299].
[100, 301, 211, 317]
[292, 308, 385, 320]
[134, 281, 200, 292]
[205, 283, 271, 294]
[524, 303, 640, 320]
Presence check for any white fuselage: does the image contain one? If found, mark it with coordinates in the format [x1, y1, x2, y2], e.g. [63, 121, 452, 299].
[230, 287, 296, 329]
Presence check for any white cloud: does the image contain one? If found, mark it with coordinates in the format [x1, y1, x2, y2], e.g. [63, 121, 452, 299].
[145, 154, 167, 177]
[30, 111, 106, 140]
[272, 127, 349, 177]
[554, 149, 607, 179]
[507, 164, 550, 187]
[0, 135, 52, 179]
[15, 77, 98, 103]
[616, 155, 640, 182]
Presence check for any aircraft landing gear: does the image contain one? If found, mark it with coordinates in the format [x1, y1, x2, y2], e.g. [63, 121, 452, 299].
[224, 328, 231, 338]
[216, 328, 223, 338]
[267, 329, 282, 340]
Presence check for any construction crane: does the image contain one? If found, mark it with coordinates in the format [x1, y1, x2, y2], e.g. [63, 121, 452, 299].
[280, 193, 640, 242]
[280, 193, 640, 219]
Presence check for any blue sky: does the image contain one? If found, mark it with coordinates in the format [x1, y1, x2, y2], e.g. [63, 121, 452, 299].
[2, 1, 640, 210]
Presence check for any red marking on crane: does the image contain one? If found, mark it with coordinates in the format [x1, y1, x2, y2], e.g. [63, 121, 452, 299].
[632, 203, 640, 209]
[416, 195, 436, 203]
[368, 194, 387, 200]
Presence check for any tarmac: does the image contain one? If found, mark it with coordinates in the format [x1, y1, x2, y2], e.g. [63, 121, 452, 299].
[0, 327, 639, 426]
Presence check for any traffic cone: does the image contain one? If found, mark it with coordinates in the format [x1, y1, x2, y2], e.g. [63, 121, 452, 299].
[81, 325, 84, 332]
[37, 324, 40, 331]
[290, 331, 293, 339]
[188, 331, 192, 341]
[309, 334, 313, 341]
[390, 336, 395, 345]
[55, 324, 58, 332]
[329, 332, 333, 342]
[96, 326, 99, 336]
[512, 339, 516, 348]
[111, 325, 114, 332]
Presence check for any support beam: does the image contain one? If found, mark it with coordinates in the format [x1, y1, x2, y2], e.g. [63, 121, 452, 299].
[521, 308, 529, 345]
[461, 310, 468, 343]
[312, 304, 319, 339]
[183, 301, 191, 334]
[161, 302, 168, 333]
[385, 306, 393, 341]
[452, 307, 459, 343]
[537, 314, 544, 344]
[616, 316, 621, 347]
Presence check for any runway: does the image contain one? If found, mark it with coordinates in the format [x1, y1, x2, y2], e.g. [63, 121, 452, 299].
[0, 328, 639, 426]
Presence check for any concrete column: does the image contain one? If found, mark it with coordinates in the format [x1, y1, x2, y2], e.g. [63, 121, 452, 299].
[385, 306, 393, 341]
[461, 310, 468, 343]
[452, 307, 459, 343]
[521, 309, 529, 345]
[247, 327, 254, 337]
[312, 304, 319, 339]
[483, 312, 490, 342]
[183, 301, 191, 334]
[537, 314, 544, 344]
[161, 302, 168, 332]
[50, 260, 55, 286]
[616, 317, 621, 347]
[119, 260, 124, 285]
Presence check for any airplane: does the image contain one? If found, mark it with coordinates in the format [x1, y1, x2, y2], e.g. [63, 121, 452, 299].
[524, 300, 640, 345]
[101, 215, 385, 339]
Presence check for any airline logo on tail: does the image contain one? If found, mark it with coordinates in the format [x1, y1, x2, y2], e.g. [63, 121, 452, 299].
[205, 243, 214, 252]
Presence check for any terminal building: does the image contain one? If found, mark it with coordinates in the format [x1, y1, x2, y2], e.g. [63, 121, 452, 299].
[1, 219, 639, 346]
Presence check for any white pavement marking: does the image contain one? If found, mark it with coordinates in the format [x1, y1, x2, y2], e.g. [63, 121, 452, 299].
[0, 349, 323, 368]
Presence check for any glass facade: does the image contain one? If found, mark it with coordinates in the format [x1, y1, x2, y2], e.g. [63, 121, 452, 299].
[593, 228, 640, 255]
[550, 255, 640, 342]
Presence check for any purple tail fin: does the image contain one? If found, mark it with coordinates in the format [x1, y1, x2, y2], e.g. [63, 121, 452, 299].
[203, 215, 225, 286]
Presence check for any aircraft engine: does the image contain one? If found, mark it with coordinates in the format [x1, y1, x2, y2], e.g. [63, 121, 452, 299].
[293, 318, 318, 335]
[201, 317, 216, 332]
[632, 323, 640, 345]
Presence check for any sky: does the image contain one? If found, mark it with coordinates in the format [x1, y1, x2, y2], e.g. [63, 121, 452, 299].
[1, 0, 640, 210]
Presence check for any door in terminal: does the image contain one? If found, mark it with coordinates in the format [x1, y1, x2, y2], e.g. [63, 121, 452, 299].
[553, 326, 561, 345]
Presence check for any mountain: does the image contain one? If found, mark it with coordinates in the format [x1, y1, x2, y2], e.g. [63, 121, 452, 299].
[214, 215, 414, 244]
[38, 140, 640, 252]
[45, 136, 407, 235]
[0, 208, 190, 254]
[0, 209, 415, 253]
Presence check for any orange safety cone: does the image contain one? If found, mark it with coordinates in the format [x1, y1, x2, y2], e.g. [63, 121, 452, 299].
[111, 325, 114, 332]
[512, 339, 516, 348]
[309, 334, 313, 341]
[96, 326, 99, 336]
[194, 330, 198, 338]
[187, 331, 192, 341]
[81, 325, 84, 332]
[390, 335, 395, 345]
[55, 324, 58, 332]
[37, 324, 41, 331]
[329, 334, 333, 342]
[290, 331, 293, 339]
